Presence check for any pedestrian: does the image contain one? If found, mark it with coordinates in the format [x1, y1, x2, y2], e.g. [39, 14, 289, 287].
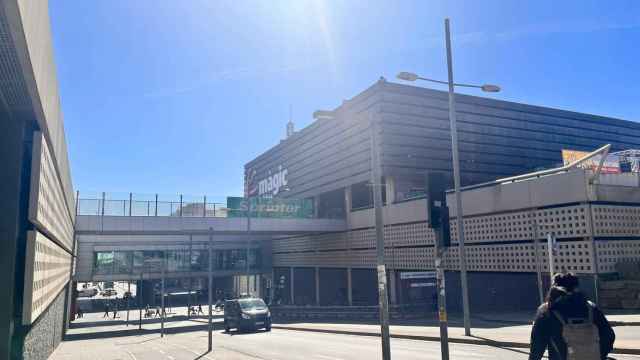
[155, 306, 161, 318]
[112, 308, 117, 319]
[198, 304, 203, 315]
[103, 303, 110, 318]
[528, 273, 615, 360]
[77, 307, 83, 319]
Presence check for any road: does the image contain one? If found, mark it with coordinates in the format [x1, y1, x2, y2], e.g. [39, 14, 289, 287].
[51, 313, 640, 360]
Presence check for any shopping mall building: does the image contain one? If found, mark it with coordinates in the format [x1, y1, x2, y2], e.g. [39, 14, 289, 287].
[5, 2, 640, 359]
[243, 77, 640, 312]
[75, 77, 640, 318]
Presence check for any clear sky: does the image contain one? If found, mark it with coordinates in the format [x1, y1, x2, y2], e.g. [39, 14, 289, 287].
[49, 0, 640, 198]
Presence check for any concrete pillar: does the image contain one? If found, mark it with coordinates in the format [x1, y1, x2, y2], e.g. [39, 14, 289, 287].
[385, 176, 396, 205]
[388, 270, 397, 305]
[313, 196, 320, 218]
[290, 267, 295, 305]
[344, 187, 352, 226]
[347, 267, 353, 306]
[315, 267, 320, 306]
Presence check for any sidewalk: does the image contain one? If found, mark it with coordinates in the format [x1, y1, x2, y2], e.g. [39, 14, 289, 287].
[271, 313, 640, 355]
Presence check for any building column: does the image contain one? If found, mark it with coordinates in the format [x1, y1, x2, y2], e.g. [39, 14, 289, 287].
[344, 187, 352, 227]
[388, 270, 397, 305]
[313, 196, 320, 218]
[347, 267, 353, 306]
[290, 267, 295, 305]
[315, 267, 320, 306]
[385, 176, 396, 205]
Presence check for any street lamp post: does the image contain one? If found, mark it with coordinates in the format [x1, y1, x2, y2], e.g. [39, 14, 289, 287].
[208, 227, 214, 352]
[397, 18, 501, 337]
[311, 108, 391, 359]
[370, 113, 391, 360]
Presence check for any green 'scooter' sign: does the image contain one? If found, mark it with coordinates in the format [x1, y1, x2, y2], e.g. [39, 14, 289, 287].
[226, 196, 313, 218]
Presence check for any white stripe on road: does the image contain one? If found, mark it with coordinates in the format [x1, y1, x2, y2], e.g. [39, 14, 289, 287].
[314, 355, 345, 360]
[124, 350, 137, 360]
[170, 342, 215, 360]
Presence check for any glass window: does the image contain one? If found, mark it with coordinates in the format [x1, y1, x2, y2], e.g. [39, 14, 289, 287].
[143, 251, 164, 273]
[94, 251, 114, 274]
[113, 251, 133, 274]
[238, 298, 267, 310]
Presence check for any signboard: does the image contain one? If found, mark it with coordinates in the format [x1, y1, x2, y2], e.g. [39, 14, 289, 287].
[561, 149, 621, 174]
[410, 282, 436, 288]
[226, 196, 313, 218]
[400, 271, 437, 280]
[245, 165, 289, 198]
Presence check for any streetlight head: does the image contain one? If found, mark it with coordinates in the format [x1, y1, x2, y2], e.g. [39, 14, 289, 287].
[396, 72, 419, 82]
[481, 84, 501, 93]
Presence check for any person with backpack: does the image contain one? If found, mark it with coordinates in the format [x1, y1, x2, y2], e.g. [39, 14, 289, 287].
[528, 273, 615, 360]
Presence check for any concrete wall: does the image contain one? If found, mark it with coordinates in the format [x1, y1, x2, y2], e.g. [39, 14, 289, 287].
[349, 198, 427, 229]
[22, 288, 67, 360]
[75, 214, 346, 235]
[0, 1, 75, 358]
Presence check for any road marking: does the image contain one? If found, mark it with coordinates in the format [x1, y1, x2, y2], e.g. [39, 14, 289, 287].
[124, 350, 137, 360]
[315, 355, 344, 360]
[170, 342, 215, 360]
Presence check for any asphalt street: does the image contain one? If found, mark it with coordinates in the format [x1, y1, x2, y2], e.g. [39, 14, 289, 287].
[51, 313, 640, 360]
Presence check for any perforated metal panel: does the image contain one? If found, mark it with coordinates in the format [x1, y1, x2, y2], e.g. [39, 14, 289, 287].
[592, 205, 640, 237]
[596, 239, 640, 273]
[29, 132, 74, 252]
[22, 230, 72, 324]
[450, 204, 591, 243]
[272, 213, 598, 274]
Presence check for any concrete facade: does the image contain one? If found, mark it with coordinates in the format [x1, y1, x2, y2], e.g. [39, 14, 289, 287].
[0, 1, 75, 359]
[246, 79, 640, 312]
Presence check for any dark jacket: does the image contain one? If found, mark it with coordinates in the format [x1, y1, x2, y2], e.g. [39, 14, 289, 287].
[528, 290, 615, 360]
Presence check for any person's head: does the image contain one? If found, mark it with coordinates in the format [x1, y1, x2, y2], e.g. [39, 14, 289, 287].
[546, 285, 568, 304]
[552, 273, 579, 292]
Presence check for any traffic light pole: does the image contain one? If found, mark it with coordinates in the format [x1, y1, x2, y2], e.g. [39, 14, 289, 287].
[435, 228, 450, 360]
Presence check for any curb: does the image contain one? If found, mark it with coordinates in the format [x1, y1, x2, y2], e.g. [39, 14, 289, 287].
[272, 325, 640, 355]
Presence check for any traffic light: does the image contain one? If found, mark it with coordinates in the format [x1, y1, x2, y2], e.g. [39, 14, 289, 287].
[438, 205, 451, 248]
[425, 172, 451, 247]
[425, 172, 445, 228]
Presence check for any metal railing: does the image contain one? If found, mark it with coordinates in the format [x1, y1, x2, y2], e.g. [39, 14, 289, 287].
[76, 192, 228, 217]
[75, 191, 325, 219]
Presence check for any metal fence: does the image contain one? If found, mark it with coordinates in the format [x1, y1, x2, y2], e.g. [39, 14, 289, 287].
[75, 192, 320, 218]
[76, 192, 228, 217]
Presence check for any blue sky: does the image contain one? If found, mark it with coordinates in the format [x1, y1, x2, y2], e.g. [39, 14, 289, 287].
[50, 0, 640, 198]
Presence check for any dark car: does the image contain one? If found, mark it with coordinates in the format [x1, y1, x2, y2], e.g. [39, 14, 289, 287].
[224, 298, 271, 332]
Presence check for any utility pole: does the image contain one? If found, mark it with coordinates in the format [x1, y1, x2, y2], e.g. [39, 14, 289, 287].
[426, 172, 451, 360]
[370, 113, 391, 360]
[161, 259, 165, 337]
[445, 18, 471, 336]
[126, 281, 130, 326]
[246, 198, 252, 295]
[533, 221, 544, 304]
[138, 273, 143, 330]
[208, 227, 213, 352]
[547, 233, 556, 277]
[435, 245, 450, 360]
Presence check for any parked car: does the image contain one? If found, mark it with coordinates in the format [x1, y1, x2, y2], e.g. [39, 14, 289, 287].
[224, 298, 271, 332]
[78, 288, 98, 297]
[101, 288, 117, 297]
